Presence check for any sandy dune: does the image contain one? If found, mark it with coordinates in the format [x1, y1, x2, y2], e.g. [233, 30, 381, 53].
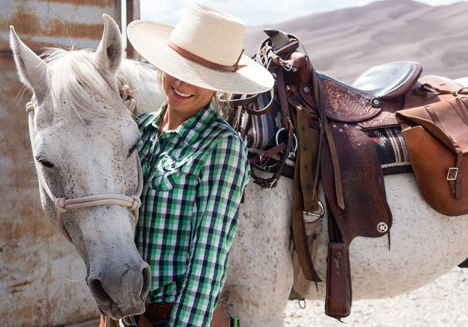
[244, 0, 468, 82]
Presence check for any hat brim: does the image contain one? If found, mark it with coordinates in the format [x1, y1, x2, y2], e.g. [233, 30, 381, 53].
[127, 20, 274, 95]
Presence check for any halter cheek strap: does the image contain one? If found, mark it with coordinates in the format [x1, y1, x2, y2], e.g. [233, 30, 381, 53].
[26, 90, 143, 242]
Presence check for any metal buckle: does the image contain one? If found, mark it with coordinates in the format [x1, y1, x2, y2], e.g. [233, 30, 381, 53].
[282, 62, 293, 71]
[275, 128, 298, 158]
[447, 167, 459, 181]
[303, 201, 324, 223]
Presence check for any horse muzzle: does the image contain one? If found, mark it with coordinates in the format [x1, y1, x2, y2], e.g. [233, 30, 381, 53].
[88, 259, 151, 319]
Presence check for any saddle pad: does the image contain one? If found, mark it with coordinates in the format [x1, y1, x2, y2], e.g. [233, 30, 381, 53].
[363, 127, 412, 174]
[245, 90, 281, 150]
[321, 123, 393, 245]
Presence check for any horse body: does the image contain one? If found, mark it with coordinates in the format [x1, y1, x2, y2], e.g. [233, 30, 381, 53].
[11, 15, 468, 326]
[212, 173, 468, 326]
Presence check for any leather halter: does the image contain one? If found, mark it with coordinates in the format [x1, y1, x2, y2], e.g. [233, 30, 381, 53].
[25, 93, 143, 242]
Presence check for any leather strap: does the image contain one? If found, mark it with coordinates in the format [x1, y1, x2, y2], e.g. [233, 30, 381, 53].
[140, 301, 230, 327]
[144, 302, 174, 322]
[289, 64, 324, 283]
[325, 242, 351, 320]
[250, 120, 293, 188]
[294, 104, 320, 212]
[276, 67, 292, 128]
[323, 121, 345, 210]
[291, 138, 322, 282]
[168, 40, 246, 72]
[248, 143, 286, 165]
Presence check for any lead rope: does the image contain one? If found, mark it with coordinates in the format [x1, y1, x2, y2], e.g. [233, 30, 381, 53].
[26, 83, 142, 243]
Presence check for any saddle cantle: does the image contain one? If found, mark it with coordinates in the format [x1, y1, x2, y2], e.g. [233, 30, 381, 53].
[352, 61, 423, 100]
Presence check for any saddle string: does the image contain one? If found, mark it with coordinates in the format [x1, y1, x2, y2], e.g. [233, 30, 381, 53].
[414, 83, 468, 97]
[25, 84, 142, 242]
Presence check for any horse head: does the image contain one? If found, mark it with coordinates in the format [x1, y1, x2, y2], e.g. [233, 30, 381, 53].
[10, 15, 150, 319]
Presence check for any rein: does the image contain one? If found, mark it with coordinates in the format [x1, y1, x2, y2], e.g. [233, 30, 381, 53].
[25, 85, 143, 243]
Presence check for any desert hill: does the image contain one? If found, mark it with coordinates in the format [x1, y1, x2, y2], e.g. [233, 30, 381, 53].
[243, 0, 468, 83]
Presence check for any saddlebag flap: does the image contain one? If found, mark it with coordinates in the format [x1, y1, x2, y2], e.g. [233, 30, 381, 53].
[396, 97, 468, 216]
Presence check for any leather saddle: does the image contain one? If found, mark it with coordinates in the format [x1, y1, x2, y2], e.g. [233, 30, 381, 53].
[321, 61, 422, 122]
[237, 29, 468, 321]
[293, 60, 423, 247]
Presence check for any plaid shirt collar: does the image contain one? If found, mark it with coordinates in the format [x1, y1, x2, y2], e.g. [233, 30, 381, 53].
[139, 102, 215, 145]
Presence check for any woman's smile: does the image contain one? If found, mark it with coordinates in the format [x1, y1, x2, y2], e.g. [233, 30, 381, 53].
[172, 87, 193, 99]
[163, 73, 215, 114]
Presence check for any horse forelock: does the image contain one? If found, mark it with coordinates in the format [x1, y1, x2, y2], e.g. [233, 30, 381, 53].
[42, 48, 124, 118]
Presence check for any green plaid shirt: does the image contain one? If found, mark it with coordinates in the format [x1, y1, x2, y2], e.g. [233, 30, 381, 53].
[136, 103, 249, 327]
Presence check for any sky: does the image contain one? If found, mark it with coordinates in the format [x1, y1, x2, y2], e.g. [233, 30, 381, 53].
[137, 0, 465, 26]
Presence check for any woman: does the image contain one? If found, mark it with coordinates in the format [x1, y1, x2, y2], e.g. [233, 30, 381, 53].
[124, 3, 274, 327]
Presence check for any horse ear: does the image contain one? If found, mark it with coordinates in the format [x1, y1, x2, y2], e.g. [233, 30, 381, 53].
[95, 14, 122, 75]
[9, 26, 47, 92]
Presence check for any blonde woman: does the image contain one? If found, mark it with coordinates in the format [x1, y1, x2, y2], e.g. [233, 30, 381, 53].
[124, 3, 274, 327]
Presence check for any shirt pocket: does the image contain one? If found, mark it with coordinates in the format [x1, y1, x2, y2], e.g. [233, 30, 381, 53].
[150, 171, 180, 192]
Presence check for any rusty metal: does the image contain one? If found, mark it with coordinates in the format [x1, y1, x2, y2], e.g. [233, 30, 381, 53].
[0, 1, 130, 326]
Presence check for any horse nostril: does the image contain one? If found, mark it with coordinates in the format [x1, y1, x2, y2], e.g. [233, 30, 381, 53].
[141, 264, 151, 301]
[88, 277, 114, 305]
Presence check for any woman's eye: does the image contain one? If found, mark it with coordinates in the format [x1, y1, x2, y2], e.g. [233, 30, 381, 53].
[35, 156, 55, 168]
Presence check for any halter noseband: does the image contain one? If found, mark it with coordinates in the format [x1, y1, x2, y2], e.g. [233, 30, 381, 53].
[26, 87, 142, 242]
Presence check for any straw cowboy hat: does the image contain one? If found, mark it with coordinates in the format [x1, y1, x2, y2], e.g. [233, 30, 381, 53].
[127, 3, 274, 95]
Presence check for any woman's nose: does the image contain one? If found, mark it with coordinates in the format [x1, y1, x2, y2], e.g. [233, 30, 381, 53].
[175, 79, 191, 88]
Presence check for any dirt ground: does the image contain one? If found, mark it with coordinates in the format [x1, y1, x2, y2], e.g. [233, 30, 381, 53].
[284, 267, 468, 327]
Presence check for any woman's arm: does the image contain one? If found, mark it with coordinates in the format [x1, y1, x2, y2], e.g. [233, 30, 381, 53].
[169, 135, 249, 327]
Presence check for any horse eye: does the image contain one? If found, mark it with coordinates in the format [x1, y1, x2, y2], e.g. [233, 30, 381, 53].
[35, 156, 55, 168]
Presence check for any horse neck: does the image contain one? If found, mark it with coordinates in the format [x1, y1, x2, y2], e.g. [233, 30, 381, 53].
[117, 59, 165, 116]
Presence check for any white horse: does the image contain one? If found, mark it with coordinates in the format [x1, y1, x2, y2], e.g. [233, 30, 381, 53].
[10, 15, 468, 326]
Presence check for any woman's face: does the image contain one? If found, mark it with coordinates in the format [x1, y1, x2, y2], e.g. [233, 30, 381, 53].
[162, 73, 215, 114]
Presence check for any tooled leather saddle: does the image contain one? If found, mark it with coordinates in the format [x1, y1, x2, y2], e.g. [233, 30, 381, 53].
[233, 29, 468, 320]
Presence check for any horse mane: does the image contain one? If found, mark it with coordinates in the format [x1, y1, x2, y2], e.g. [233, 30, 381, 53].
[116, 59, 163, 116]
[43, 47, 125, 117]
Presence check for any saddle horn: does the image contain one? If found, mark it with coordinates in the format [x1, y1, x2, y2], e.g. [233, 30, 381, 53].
[264, 28, 290, 51]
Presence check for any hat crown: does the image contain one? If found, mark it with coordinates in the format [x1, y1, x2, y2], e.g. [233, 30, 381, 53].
[170, 3, 246, 67]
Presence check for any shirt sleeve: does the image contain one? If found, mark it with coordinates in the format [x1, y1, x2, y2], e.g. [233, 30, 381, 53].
[169, 134, 250, 327]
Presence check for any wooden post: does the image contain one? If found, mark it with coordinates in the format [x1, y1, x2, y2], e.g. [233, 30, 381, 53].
[126, 0, 141, 60]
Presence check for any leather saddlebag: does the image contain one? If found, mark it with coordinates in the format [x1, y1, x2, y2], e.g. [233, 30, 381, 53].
[396, 97, 468, 216]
